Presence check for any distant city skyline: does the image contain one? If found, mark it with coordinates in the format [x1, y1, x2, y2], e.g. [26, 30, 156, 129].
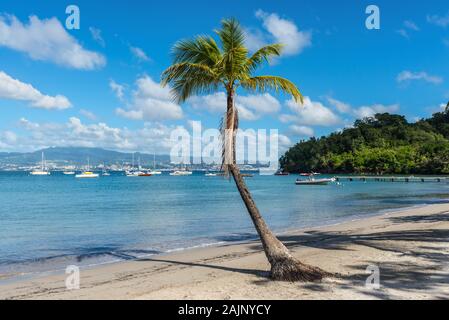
[1, 0, 448, 154]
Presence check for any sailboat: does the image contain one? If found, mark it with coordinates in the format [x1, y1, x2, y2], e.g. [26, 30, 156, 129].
[75, 157, 99, 178]
[101, 163, 111, 176]
[149, 153, 162, 175]
[30, 152, 51, 175]
[126, 153, 140, 176]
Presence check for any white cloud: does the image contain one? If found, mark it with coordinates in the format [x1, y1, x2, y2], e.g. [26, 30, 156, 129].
[353, 104, 400, 118]
[188, 92, 281, 121]
[243, 27, 267, 52]
[115, 75, 183, 121]
[189, 93, 227, 114]
[396, 29, 409, 39]
[289, 125, 314, 137]
[79, 109, 96, 120]
[397, 20, 420, 38]
[427, 12, 449, 27]
[397, 71, 443, 84]
[0, 15, 106, 70]
[245, 10, 311, 56]
[396, 20, 420, 39]
[6, 117, 184, 153]
[89, 27, 105, 47]
[324, 96, 401, 120]
[0, 71, 71, 110]
[109, 80, 125, 101]
[278, 114, 298, 123]
[284, 97, 341, 126]
[404, 20, 419, 31]
[238, 93, 281, 114]
[130, 46, 150, 62]
[327, 97, 352, 113]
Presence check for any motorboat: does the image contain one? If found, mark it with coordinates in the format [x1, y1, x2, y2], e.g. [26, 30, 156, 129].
[63, 171, 76, 175]
[205, 172, 217, 177]
[274, 170, 289, 176]
[295, 177, 335, 185]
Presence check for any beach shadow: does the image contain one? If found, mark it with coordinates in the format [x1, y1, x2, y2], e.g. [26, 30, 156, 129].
[340, 260, 449, 299]
[137, 257, 269, 278]
[388, 212, 449, 224]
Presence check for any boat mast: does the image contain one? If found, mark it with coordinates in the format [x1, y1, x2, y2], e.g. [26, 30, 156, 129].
[41, 152, 44, 171]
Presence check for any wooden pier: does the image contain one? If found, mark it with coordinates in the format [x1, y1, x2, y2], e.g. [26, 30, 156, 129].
[334, 176, 449, 183]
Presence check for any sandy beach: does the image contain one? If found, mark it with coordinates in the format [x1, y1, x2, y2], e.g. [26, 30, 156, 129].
[1, 203, 448, 300]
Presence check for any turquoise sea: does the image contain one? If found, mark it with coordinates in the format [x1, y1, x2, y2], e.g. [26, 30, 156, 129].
[1, 171, 448, 279]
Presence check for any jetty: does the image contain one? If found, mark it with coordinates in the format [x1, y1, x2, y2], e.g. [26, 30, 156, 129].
[334, 176, 449, 183]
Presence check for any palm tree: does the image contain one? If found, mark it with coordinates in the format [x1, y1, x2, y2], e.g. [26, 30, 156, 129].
[162, 18, 329, 281]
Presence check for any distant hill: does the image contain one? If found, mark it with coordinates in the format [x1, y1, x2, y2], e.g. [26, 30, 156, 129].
[0, 147, 171, 166]
[280, 110, 449, 175]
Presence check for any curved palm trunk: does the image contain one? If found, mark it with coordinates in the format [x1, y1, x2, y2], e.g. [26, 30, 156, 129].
[225, 90, 329, 282]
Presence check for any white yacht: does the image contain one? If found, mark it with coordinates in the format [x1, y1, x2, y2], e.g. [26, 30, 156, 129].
[75, 171, 99, 178]
[75, 158, 99, 178]
[63, 171, 75, 175]
[170, 168, 193, 176]
[30, 152, 51, 176]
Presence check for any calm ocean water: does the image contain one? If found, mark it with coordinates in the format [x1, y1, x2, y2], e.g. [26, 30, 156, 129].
[1, 171, 448, 279]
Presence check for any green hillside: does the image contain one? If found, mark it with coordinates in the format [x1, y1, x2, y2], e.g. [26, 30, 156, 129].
[280, 108, 449, 175]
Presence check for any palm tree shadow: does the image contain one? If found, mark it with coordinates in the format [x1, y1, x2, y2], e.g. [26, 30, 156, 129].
[137, 257, 270, 279]
[134, 212, 449, 297]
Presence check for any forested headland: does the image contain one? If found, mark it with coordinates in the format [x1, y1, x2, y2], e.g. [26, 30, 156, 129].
[280, 107, 449, 175]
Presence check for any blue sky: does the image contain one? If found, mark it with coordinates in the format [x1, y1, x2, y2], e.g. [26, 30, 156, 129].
[1, 0, 449, 154]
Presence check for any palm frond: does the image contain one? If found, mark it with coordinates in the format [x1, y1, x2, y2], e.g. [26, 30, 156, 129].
[215, 18, 245, 53]
[161, 63, 221, 103]
[214, 18, 248, 82]
[241, 75, 304, 104]
[245, 44, 283, 73]
[172, 36, 221, 67]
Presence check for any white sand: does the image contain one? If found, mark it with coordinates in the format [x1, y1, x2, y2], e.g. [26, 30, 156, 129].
[1, 203, 449, 300]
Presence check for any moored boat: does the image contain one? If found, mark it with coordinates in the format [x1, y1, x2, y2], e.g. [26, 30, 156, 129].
[170, 170, 193, 176]
[295, 177, 335, 185]
[75, 171, 99, 178]
[76, 158, 99, 178]
[30, 152, 51, 176]
[275, 170, 289, 176]
[205, 171, 217, 177]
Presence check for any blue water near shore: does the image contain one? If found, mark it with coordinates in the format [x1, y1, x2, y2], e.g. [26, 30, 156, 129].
[1, 171, 449, 278]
